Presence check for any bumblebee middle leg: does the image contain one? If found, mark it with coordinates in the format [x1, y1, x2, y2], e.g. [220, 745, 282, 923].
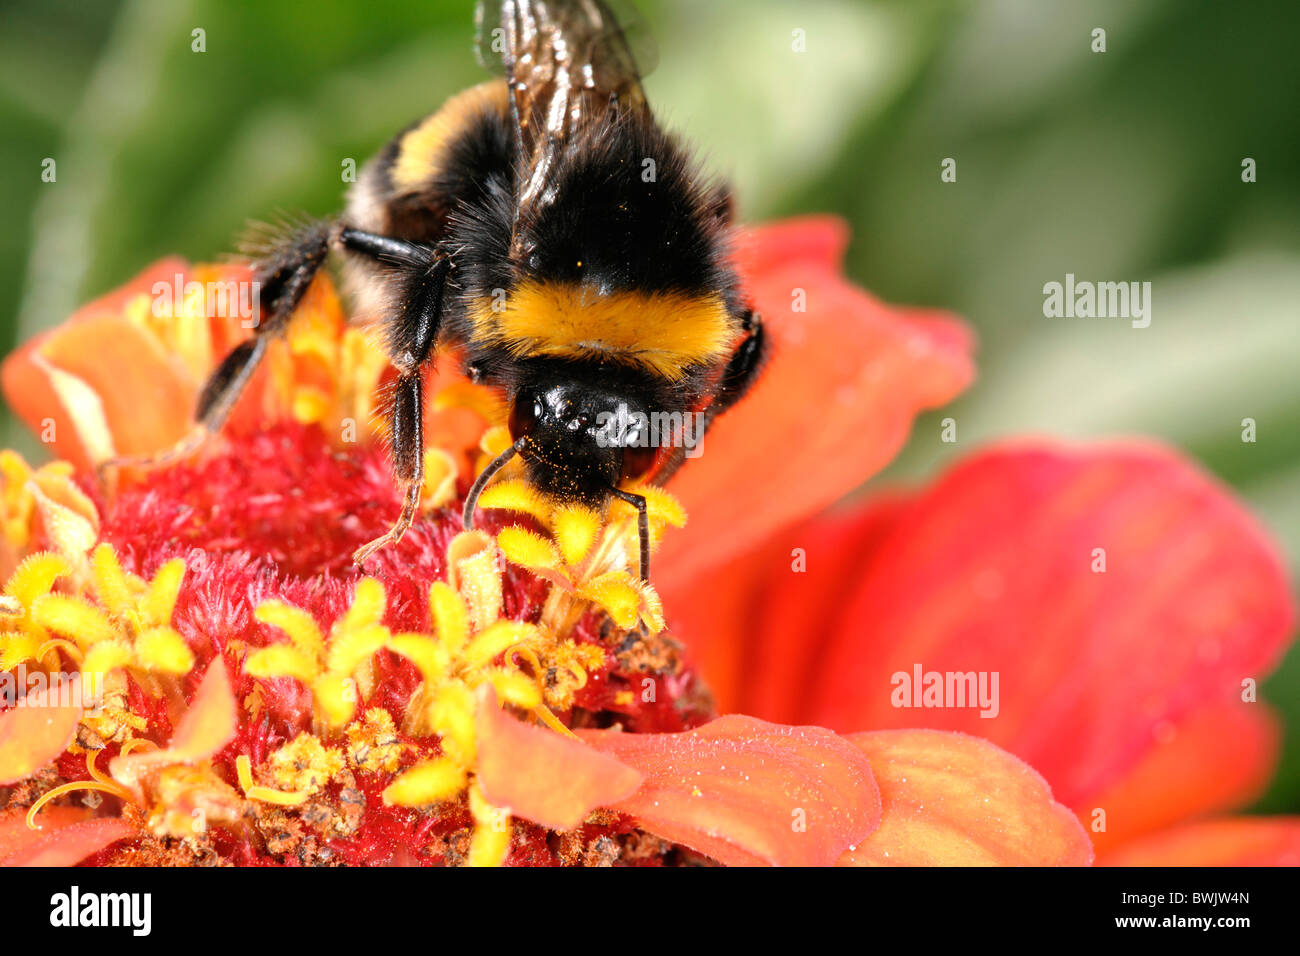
[351, 241, 451, 566]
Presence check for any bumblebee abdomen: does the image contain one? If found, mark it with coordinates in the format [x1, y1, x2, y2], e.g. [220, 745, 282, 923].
[346, 79, 512, 242]
[342, 79, 513, 323]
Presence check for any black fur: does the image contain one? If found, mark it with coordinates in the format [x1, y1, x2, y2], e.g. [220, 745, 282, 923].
[181, 72, 765, 571]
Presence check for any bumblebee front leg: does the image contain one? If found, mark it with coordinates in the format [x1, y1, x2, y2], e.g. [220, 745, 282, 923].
[97, 222, 432, 482]
[351, 244, 450, 567]
[97, 219, 342, 481]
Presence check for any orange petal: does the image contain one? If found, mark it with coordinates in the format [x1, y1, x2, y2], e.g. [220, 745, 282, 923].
[1082, 699, 1280, 855]
[580, 714, 880, 866]
[0, 686, 83, 785]
[0, 813, 136, 866]
[0, 805, 91, 859]
[2, 259, 203, 470]
[1100, 817, 1300, 866]
[109, 659, 236, 799]
[474, 686, 643, 830]
[654, 216, 974, 599]
[167, 659, 237, 758]
[841, 730, 1092, 866]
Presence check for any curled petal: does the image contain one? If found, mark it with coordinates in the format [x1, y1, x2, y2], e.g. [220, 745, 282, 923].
[163, 658, 236, 758]
[580, 714, 880, 866]
[655, 217, 975, 596]
[109, 659, 236, 798]
[475, 686, 641, 830]
[840, 730, 1092, 866]
[0, 686, 82, 785]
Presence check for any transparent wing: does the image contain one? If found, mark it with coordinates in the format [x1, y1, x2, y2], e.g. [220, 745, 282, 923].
[474, 0, 657, 214]
[474, 0, 656, 86]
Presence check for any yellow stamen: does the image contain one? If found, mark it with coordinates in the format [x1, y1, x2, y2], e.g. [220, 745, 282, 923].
[339, 577, 386, 632]
[497, 526, 563, 572]
[464, 620, 537, 669]
[254, 601, 326, 663]
[533, 705, 580, 740]
[31, 594, 118, 649]
[235, 752, 311, 806]
[89, 544, 135, 620]
[325, 623, 389, 676]
[383, 757, 467, 807]
[26, 779, 132, 830]
[428, 582, 470, 654]
[142, 559, 186, 626]
[447, 531, 503, 631]
[466, 782, 511, 867]
[551, 503, 602, 565]
[428, 682, 476, 764]
[235, 753, 255, 792]
[244, 644, 319, 684]
[576, 573, 643, 630]
[388, 634, 448, 685]
[478, 424, 513, 460]
[476, 479, 552, 525]
[133, 626, 195, 675]
[80, 640, 133, 678]
[6, 552, 68, 607]
[483, 667, 542, 710]
[34, 638, 84, 667]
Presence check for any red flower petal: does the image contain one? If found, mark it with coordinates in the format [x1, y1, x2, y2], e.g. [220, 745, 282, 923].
[840, 730, 1092, 866]
[0, 687, 82, 785]
[1083, 699, 1280, 855]
[474, 687, 643, 830]
[0, 813, 136, 867]
[676, 442, 1296, 812]
[580, 714, 880, 866]
[1099, 818, 1300, 866]
[655, 217, 974, 599]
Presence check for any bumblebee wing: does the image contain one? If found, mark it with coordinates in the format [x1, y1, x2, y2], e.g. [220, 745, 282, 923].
[478, 0, 650, 214]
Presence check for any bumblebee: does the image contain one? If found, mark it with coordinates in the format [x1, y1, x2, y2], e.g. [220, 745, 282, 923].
[111, 0, 767, 581]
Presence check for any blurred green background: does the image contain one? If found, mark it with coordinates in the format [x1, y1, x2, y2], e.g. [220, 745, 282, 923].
[1, 0, 1297, 809]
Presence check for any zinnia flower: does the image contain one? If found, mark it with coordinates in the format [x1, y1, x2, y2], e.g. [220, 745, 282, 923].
[2, 217, 1285, 867]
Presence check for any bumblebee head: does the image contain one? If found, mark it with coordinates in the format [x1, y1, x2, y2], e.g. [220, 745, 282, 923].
[505, 381, 658, 504]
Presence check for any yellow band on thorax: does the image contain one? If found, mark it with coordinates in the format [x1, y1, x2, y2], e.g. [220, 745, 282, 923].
[470, 280, 735, 380]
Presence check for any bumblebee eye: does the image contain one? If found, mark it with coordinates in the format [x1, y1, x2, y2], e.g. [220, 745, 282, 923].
[510, 396, 542, 440]
[619, 443, 657, 482]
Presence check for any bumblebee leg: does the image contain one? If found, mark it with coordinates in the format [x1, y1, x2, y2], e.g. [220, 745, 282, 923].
[96, 221, 336, 482]
[352, 251, 450, 566]
[654, 309, 768, 486]
[611, 488, 651, 582]
[97, 223, 435, 485]
[353, 370, 425, 566]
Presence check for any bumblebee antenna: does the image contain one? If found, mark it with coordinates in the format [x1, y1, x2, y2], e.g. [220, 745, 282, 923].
[463, 439, 524, 531]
